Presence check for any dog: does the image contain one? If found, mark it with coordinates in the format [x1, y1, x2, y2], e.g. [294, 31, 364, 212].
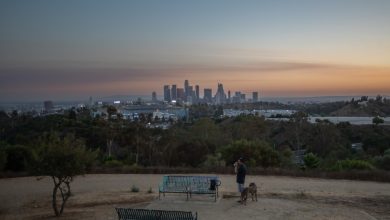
[240, 182, 258, 205]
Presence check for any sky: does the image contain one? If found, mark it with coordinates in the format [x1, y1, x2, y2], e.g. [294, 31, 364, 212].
[0, 0, 390, 102]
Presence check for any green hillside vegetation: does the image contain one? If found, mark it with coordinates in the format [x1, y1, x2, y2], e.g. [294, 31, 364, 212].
[0, 101, 389, 181]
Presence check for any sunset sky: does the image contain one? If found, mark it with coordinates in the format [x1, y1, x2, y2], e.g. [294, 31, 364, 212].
[1, 0, 390, 101]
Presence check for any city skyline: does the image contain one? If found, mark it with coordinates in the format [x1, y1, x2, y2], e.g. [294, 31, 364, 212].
[1, 0, 390, 102]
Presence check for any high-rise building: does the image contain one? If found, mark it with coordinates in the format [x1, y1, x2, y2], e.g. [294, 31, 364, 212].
[184, 80, 189, 101]
[171, 84, 177, 100]
[228, 90, 231, 103]
[152, 91, 157, 102]
[177, 88, 185, 101]
[233, 91, 241, 103]
[204, 89, 212, 103]
[195, 85, 200, 100]
[240, 93, 246, 102]
[163, 85, 171, 102]
[215, 83, 226, 104]
[252, 92, 258, 102]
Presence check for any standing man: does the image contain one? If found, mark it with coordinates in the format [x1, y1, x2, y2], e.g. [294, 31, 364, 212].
[235, 157, 247, 194]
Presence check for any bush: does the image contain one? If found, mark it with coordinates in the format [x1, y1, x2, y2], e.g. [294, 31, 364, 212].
[0, 148, 6, 171]
[332, 159, 374, 171]
[375, 154, 390, 171]
[131, 185, 140, 192]
[303, 153, 320, 169]
[104, 159, 123, 167]
[5, 145, 33, 172]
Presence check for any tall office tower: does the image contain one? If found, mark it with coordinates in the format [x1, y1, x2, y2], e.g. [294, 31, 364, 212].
[89, 96, 93, 106]
[240, 94, 246, 102]
[228, 90, 231, 103]
[44, 100, 54, 112]
[163, 85, 171, 102]
[171, 84, 177, 101]
[252, 92, 258, 102]
[195, 85, 200, 100]
[215, 83, 226, 104]
[187, 86, 194, 103]
[184, 80, 189, 101]
[177, 88, 185, 101]
[233, 91, 241, 103]
[152, 91, 157, 102]
[204, 88, 212, 103]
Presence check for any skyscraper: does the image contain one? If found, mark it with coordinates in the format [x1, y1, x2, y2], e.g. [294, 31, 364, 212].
[204, 89, 212, 103]
[187, 86, 194, 104]
[252, 92, 258, 102]
[163, 85, 171, 102]
[177, 88, 185, 101]
[215, 83, 226, 104]
[195, 85, 200, 101]
[184, 80, 189, 101]
[152, 91, 157, 102]
[171, 84, 177, 101]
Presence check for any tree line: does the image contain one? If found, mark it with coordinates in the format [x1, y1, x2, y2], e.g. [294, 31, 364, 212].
[1, 107, 389, 173]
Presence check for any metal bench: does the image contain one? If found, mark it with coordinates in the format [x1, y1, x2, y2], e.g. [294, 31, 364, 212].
[158, 175, 221, 202]
[115, 208, 197, 220]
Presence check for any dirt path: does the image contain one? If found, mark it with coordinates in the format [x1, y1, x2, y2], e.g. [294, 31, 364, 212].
[0, 174, 389, 219]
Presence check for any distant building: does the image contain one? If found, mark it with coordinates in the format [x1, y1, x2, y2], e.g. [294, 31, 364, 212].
[252, 92, 259, 102]
[44, 100, 54, 112]
[240, 94, 246, 102]
[171, 84, 177, 101]
[177, 88, 185, 101]
[195, 85, 200, 101]
[184, 80, 189, 101]
[163, 85, 171, 102]
[152, 91, 157, 102]
[233, 91, 242, 103]
[214, 83, 226, 104]
[204, 88, 212, 103]
[187, 86, 194, 103]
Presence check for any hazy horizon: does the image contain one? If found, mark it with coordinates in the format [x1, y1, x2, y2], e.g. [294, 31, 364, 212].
[1, 0, 389, 102]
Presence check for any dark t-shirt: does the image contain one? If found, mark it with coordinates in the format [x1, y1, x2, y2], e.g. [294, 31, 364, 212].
[236, 163, 247, 184]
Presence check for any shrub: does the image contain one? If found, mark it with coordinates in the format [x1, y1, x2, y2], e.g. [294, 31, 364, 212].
[0, 148, 6, 171]
[332, 159, 374, 171]
[375, 154, 390, 171]
[104, 159, 123, 167]
[131, 185, 140, 192]
[303, 153, 320, 169]
[5, 145, 33, 172]
[147, 187, 153, 193]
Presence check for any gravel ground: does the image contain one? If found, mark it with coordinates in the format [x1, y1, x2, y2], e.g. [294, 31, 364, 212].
[0, 174, 389, 219]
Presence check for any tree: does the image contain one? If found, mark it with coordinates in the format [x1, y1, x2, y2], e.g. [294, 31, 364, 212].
[106, 105, 118, 119]
[33, 133, 96, 217]
[220, 139, 280, 168]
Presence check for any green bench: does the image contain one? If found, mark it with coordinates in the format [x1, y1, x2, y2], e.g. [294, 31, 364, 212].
[158, 175, 221, 202]
[115, 208, 197, 220]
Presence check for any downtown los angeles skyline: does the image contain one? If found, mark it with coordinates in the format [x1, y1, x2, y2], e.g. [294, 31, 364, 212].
[0, 0, 390, 102]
